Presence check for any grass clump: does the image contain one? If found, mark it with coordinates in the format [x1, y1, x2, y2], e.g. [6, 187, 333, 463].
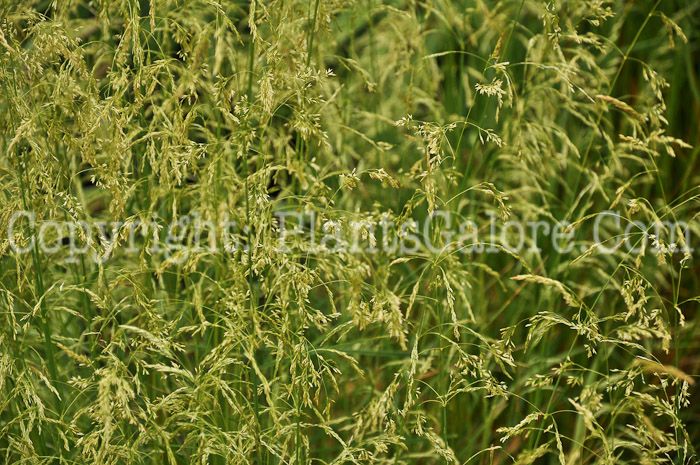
[1, 0, 699, 464]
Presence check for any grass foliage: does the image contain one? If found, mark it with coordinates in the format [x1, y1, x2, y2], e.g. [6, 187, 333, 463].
[1, 0, 700, 463]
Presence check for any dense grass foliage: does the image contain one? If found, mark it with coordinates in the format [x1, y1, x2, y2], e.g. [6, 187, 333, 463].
[1, 0, 699, 463]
